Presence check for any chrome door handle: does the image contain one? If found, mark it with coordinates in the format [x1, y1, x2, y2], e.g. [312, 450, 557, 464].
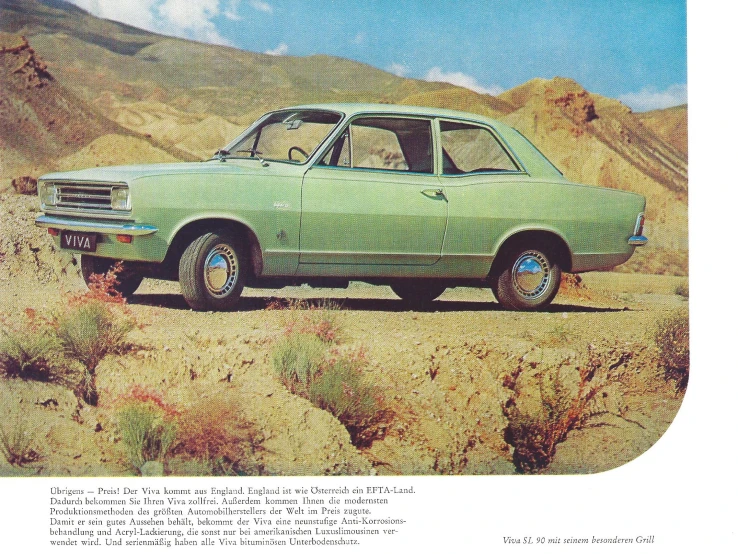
[422, 188, 446, 199]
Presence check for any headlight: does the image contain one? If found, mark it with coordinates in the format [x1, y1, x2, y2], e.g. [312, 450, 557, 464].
[39, 182, 57, 207]
[110, 187, 131, 211]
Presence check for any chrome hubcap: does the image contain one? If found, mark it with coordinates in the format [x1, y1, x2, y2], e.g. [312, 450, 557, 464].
[204, 244, 238, 297]
[512, 251, 550, 299]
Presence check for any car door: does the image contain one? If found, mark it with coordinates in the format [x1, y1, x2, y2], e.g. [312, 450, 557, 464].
[438, 118, 529, 273]
[298, 116, 447, 269]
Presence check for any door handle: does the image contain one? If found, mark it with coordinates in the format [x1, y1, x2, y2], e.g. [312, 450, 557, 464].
[422, 188, 446, 199]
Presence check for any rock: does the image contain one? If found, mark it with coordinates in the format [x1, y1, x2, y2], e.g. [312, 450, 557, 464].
[11, 176, 37, 195]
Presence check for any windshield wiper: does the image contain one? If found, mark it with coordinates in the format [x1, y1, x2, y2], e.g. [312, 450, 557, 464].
[213, 149, 230, 162]
[243, 148, 269, 167]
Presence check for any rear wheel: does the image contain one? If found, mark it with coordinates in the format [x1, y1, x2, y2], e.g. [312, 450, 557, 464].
[80, 255, 143, 298]
[492, 246, 561, 310]
[390, 282, 446, 310]
[179, 231, 246, 311]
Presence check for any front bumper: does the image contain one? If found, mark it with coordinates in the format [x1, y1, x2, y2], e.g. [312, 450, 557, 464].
[35, 214, 158, 236]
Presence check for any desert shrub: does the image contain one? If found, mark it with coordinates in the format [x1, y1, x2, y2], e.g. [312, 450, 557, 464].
[272, 327, 387, 447]
[0, 409, 39, 466]
[674, 280, 689, 298]
[654, 309, 689, 390]
[115, 387, 177, 473]
[173, 398, 263, 476]
[501, 348, 630, 473]
[54, 299, 135, 405]
[0, 311, 59, 382]
[272, 332, 326, 392]
[270, 298, 341, 343]
[308, 354, 385, 447]
[55, 300, 133, 371]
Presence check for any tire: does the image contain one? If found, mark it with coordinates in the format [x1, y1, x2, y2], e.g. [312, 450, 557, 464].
[179, 231, 246, 311]
[80, 255, 143, 298]
[492, 246, 561, 310]
[390, 281, 446, 310]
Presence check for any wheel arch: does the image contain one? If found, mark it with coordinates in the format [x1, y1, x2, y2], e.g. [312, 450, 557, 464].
[489, 229, 573, 277]
[163, 217, 264, 281]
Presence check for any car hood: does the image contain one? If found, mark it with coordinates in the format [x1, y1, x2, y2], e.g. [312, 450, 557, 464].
[39, 160, 294, 183]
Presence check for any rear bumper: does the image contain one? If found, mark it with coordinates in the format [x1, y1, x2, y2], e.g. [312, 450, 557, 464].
[628, 235, 648, 246]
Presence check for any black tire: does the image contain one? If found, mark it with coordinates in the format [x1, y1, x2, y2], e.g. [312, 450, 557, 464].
[179, 231, 246, 311]
[80, 255, 143, 298]
[390, 281, 446, 310]
[492, 246, 561, 310]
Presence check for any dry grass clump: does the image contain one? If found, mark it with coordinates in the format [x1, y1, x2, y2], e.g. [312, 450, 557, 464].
[172, 396, 264, 476]
[114, 386, 177, 474]
[654, 309, 689, 390]
[272, 332, 326, 392]
[53, 263, 137, 405]
[55, 300, 134, 372]
[501, 347, 630, 473]
[2, 263, 137, 405]
[308, 351, 387, 447]
[674, 280, 689, 298]
[272, 317, 387, 447]
[0, 310, 59, 382]
[268, 298, 341, 343]
[0, 408, 39, 466]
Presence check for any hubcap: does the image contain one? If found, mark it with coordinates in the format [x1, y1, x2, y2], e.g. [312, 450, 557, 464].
[512, 251, 550, 300]
[204, 244, 238, 297]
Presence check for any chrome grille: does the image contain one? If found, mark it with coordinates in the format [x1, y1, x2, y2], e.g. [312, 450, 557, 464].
[56, 184, 114, 211]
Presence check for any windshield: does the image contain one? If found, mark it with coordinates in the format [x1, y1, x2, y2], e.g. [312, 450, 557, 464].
[221, 110, 343, 164]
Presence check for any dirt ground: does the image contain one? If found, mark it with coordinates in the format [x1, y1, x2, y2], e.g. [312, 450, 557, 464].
[0, 191, 687, 477]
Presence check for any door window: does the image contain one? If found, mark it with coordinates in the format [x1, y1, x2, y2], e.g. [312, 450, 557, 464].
[322, 117, 433, 173]
[440, 120, 518, 174]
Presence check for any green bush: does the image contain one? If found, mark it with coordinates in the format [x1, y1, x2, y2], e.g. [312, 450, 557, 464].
[0, 409, 39, 466]
[55, 299, 135, 405]
[117, 403, 176, 472]
[655, 309, 689, 390]
[308, 357, 382, 447]
[55, 300, 134, 373]
[0, 323, 59, 382]
[271, 332, 326, 391]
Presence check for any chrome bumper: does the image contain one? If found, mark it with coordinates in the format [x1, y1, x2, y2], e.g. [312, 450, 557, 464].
[35, 214, 158, 236]
[628, 235, 648, 246]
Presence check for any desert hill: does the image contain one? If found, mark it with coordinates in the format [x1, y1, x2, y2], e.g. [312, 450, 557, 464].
[0, 0, 455, 114]
[0, 0, 687, 275]
[498, 78, 687, 273]
[0, 29, 192, 179]
[0, 32, 124, 177]
[636, 105, 688, 157]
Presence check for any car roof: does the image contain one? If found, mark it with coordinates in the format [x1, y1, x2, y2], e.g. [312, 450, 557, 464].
[287, 102, 501, 126]
[274, 103, 566, 180]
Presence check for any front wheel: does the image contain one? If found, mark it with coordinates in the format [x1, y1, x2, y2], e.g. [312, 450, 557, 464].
[80, 255, 143, 298]
[179, 231, 246, 311]
[492, 247, 561, 310]
[390, 282, 446, 310]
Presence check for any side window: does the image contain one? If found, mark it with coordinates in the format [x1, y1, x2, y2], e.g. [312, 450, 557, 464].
[440, 121, 518, 174]
[321, 117, 433, 173]
[352, 125, 408, 170]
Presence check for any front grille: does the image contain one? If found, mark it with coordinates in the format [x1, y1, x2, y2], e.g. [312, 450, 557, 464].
[56, 184, 114, 211]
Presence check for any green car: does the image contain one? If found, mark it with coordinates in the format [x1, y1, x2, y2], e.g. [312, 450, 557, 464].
[36, 103, 647, 311]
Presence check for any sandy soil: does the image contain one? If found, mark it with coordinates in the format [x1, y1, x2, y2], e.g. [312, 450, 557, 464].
[0, 192, 687, 477]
